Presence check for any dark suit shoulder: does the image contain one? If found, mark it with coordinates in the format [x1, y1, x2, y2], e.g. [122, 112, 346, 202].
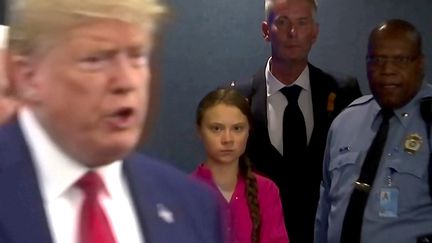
[308, 63, 359, 90]
[0, 120, 31, 170]
[125, 153, 213, 195]
[124, 153, 224, 243]
[228, 66, 266, 98]
[308, 63, 362, 120]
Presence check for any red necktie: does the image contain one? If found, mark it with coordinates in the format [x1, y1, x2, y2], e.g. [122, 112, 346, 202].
[76, 171, 117, 243]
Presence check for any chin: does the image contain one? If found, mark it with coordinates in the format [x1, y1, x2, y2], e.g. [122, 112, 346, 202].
[99, 134, 140, 158]
[87, 145, 135, 167]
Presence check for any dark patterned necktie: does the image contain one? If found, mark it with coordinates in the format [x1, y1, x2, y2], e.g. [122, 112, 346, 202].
[281, 85, 307, 158]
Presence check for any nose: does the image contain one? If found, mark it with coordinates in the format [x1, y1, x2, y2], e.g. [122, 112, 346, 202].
[380, 61, 398, 75]
[110, 53, 147, 94]
[221, 130, 234, 144]
[288, 24, 297, 37]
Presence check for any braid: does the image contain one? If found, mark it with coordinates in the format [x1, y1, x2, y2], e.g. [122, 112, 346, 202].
[240, 155, 261, 243]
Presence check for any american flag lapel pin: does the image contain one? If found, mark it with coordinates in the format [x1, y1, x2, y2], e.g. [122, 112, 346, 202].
[156, 203, 175, 223]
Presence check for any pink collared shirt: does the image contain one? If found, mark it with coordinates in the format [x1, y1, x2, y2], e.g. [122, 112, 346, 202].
[191, 164, 289, 243]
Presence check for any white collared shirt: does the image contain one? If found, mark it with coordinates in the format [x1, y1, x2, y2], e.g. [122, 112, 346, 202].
[265, 57, 314, 155]
[0, 25, 7, 49]
[19, 107, 144, 243]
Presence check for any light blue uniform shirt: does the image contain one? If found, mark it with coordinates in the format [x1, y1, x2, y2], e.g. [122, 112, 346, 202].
[315, 83, 432, 243]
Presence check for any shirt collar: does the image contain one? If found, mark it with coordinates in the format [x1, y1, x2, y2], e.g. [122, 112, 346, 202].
[0, 25, 8, 49]
[265, 57, 311, 96]
[18, 107, 122, 203]
[371, 82, 432, 128]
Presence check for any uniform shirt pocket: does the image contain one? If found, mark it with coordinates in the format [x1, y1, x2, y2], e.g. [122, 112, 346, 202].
[385, 151, 430, 212]
[328, 151, 363, 201]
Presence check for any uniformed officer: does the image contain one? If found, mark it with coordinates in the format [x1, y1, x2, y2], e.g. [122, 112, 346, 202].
[315, 19, 432, 243]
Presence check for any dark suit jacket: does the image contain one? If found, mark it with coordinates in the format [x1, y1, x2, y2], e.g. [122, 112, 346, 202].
[0, 121, 224, 243]
[233, 63, 361, 243]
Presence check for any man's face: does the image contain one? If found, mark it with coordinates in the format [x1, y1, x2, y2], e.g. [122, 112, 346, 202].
[18, 19, 154, 166]
[262, 0, 318, 64]
[367, 31, 424, 109]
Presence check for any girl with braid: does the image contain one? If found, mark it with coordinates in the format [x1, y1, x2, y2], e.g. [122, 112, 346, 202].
[192, 88, 289, 243]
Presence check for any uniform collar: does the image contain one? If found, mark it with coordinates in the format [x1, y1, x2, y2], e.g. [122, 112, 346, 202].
[372, 82, 432, 128]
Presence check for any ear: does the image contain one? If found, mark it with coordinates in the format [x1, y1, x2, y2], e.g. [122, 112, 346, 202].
[7, 54, 41, 103]
[261, 21, 271, 42]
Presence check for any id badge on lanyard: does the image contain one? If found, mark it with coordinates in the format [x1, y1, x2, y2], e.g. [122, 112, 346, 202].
[379, 170, 399, 218]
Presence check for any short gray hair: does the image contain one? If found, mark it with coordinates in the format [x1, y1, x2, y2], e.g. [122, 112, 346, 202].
[264, 0, 317, 22]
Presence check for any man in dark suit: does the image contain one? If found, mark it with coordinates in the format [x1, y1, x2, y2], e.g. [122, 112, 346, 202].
[0, 0, 224, 243]
[232, 0, 361, 243]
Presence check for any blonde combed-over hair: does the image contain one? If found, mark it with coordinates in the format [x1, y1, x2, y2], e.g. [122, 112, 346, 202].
[7, 0, 169, 55]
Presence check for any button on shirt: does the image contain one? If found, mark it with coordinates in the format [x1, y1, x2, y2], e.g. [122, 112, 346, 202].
[191, 164, 289, 243]
[19, 108, 144, 243]
[315, 83, 432, 243]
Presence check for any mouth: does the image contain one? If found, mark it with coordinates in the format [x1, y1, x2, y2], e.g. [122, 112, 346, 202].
[220, 149, 235, 153]
[381, 82, 400, 89]
[106, 107, 137, 129]
[284, 43, 301, 48]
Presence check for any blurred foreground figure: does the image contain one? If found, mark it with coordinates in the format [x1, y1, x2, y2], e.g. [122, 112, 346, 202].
[0, 0, 224, 243]
[0, 25, 17, 125]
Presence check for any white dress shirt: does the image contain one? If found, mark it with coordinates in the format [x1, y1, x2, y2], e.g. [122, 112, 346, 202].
[265, 57, 314, 155]
[0, 25, 7, 49]
[19, 107, 144, 243]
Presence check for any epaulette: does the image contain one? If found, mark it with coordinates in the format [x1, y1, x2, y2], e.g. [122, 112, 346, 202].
[346, 95, 374, 108]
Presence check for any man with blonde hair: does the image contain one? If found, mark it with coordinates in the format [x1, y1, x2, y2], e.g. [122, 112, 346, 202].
[0, 0, 224, 242]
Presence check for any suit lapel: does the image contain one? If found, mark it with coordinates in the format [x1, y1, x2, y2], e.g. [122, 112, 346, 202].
[251, 68, 284, 156]
[250, 64, 334, 159]
[123, 158, 159, 243]
[0, 122, 53, 243]
[250, 67, 268, 129]
[124, 157, 191, 243]
[308, 64, 332, 147]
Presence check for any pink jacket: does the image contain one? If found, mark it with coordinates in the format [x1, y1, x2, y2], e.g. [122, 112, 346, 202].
[191, 164, 289, 243]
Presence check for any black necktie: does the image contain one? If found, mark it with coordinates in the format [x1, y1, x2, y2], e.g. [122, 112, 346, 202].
[281, 85, 307, 159]
[340, 108, 393, 243]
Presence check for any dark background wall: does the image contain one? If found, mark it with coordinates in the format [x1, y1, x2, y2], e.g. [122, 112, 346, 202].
[141, 0, 432, 172]
[0, 0, 5, 24]
[1, 1, 431, 171]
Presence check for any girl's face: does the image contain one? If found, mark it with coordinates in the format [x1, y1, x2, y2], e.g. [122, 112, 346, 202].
[198, 103, 249, 166]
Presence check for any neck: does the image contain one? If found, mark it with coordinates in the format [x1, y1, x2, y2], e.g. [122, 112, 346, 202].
[205, 160, 239, 201]
[270, 58, 308, 85]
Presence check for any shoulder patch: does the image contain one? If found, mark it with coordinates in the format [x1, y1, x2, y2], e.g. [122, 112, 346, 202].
[347, 95, 374, 108]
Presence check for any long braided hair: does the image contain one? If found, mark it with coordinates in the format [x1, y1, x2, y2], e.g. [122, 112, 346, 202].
[196, 88, 261, 243]
[239, 154, 261, 243]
